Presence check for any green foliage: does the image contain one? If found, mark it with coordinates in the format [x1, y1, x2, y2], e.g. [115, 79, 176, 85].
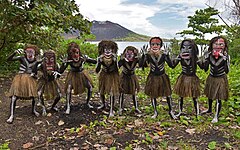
[208, 141, 217, 150]
[58, 39, 98, 59]
[169, 38, 180, 56]
[177, 7, 224, 54]
[0, 142, 10, 150]
[0, 0, 92, 70]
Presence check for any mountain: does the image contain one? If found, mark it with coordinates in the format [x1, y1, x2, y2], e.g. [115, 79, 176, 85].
[63, 20, 150, 41]
[90, 20, 150, 41]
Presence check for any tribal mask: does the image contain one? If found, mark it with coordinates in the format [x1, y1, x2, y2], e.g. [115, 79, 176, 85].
[212, 38, 225, 59]
[149, 37, 163, 57]
[25, 48, 36, 62]
[123, 46, 138, 62]
[180, 40, 193, 59]
[70, 48, 80, 62]
[98, 40, 118, 57]
[43, 51, 56, 72]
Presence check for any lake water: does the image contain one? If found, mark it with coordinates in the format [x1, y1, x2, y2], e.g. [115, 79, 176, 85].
[90, 41, 149, 55]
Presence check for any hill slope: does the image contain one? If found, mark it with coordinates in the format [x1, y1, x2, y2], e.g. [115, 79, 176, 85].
[64, 20, 150, 41]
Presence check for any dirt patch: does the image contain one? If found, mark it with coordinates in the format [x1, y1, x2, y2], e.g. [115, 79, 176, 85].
[0, 76, 239, 149]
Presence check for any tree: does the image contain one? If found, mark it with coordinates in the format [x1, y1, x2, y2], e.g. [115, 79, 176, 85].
[0, 0, 91, 51]
[177, 7, 224, 55]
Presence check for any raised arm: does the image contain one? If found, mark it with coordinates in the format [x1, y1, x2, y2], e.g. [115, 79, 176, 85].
[95, 55, 102, 73]
[7, 49, 23, 61]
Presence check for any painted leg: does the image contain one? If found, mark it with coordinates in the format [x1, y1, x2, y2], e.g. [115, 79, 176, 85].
[167, 96, 177, 119]
[7, 96, 17, 123]
[97, 94, 105, 109]
[51, 87, 61, 112]
[176, 97, 183, 117]
[211, 99, 222, 123]
[201, 99, 213, 114]
[133, 95, 141, 113]
[109, 95, 115, 117]
[193, 97, 200, 117]
[151, 98, 158, 118]
[38, 88, 47, 116]
[65, 84, 72, 114]
[51, 96, 60, 112]
[32, 98, 40, 117]
[118, 93, 124, 115]
[86, 86, 94, 109]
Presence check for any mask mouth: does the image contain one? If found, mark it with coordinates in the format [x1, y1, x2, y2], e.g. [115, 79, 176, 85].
[72, 57, 80, 62]
[180, 52, 190, 59]
[46, 66, 54, 71]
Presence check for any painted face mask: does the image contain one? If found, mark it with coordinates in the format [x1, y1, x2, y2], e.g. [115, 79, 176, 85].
[180, 40, 192, 59]
[25, 48, 35, 62]
[125, 50, 134, 62]
[70, 48, 80, 62]
[150, 38, 161, 55]
[212, 38, 225, 59]
[44, 52, 55, 71]
[104, 48, 113, 58]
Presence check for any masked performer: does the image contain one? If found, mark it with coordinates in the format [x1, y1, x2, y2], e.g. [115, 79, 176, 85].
[201, 36, 230, 123]
[37, 50, 62, 116]
[60, 42, 97, 114]
[173, 39, 201, 118]
[118, 46, 141, 115]
[6, 44, 40, 123]
[139, 37, 176, 119]
[96, 40, 119, 117]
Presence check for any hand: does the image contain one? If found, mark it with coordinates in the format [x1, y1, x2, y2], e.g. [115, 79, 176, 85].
[80, 55, 87, 62]
[219, 52, 227, 60]
[60, 54, 72, 63]
[53, 71, 61, 79]
[97, 55, 103, 63]
[15, 49, 24, 54]
[140, 44, 148, 55]
[174, 55, 181, 60]
[163, 44, 170, 55]
[36, 55, 44, 63]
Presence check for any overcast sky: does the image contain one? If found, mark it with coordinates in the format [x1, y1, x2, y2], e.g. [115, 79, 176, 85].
[76, 0, 233, 39]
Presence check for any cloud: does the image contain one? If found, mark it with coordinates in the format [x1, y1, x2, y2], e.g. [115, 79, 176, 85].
[76, 0, 231, 39]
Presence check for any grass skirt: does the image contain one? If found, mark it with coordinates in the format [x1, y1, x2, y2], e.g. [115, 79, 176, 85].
[8, 74, 38, 98]
[204, 74, 229, 100]
[120, 73, 139, 94]
[145, 73, 171, 98]
[65, 70, 93, 95]
[99, 71, 120, 95]
[38, 78, 62, 100]
[174, 74, 200, 98]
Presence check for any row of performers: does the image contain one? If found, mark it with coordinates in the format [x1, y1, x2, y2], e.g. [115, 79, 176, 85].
[6, 36, 230, 124]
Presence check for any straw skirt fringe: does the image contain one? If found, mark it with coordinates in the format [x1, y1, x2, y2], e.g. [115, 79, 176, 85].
[99, 71, 120, 95]
[120, 73, 140, 94]
[8, 74, 38, 98]
[174, 74, 200, 98]
[145, 73, 171, 98]
[65, 70, 93, 95]
[204, 74, 229, 100]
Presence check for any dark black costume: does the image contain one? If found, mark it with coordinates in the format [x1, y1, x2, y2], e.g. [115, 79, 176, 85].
[37, 50, 62, 115]
[7, 44, 40, 123]
[60, 42, 97, 114]
[118, 46, 141, 114]
[139, 37, 176, 119]
[173, 39, 201, 118]
[96, 40, 119, 117]
[200, 36, 230, 123]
